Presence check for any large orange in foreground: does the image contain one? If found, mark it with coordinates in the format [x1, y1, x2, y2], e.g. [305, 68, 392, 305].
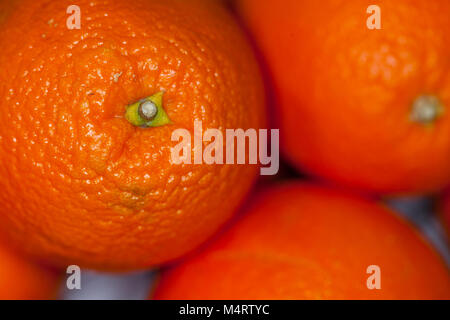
[236, 0, 450, 195]
[0, 0, 265, 270]
[0, 238, 59, 299]
[153, 183, 450, 299]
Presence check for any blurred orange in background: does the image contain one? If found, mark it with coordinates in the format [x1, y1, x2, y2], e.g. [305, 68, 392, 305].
[0, 239, 59, 300]
[153, 183, 450, 299]
[235, 0, 450, 195]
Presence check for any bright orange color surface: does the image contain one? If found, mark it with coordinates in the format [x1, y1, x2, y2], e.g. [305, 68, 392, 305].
[0, 0, 265, 270]
[0, 239, 59, 300]
[236, 0, 450, 195]
[153, 183, 450, 299]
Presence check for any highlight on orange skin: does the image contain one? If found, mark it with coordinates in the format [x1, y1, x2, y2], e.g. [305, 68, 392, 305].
[153, 183, 450, 300]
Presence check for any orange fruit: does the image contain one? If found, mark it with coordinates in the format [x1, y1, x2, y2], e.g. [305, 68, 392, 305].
[235, 0, 450, 195]
[0, 0, 265, 270]
[0, 238, 59, 299]
[153, 183, 450, 299]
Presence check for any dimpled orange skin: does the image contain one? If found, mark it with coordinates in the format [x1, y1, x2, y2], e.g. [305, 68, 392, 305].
[236, 0, 450, 195]
[153, 183, 450, 300]
[0, 0, 265, 270]
[0, 241, 59, 299]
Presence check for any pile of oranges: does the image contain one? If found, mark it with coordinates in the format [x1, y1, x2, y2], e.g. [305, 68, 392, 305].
[0, 0, 448, 299]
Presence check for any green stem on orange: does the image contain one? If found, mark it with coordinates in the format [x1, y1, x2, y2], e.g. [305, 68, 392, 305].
[410, 94, 444, 125]
[125, 91, 171, 127]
